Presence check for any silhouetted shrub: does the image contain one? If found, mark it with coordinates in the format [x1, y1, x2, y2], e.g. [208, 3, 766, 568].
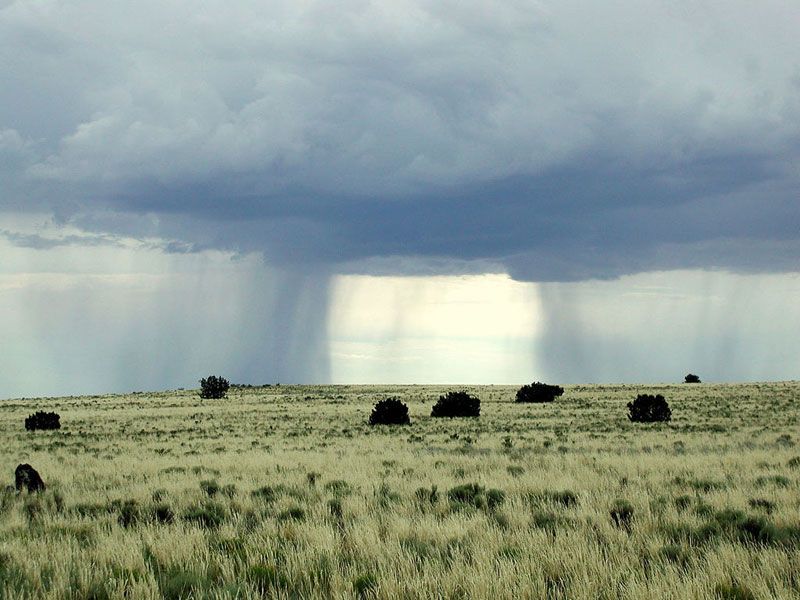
[431, 391, 480, 418]
[684, 374, 701, 383]
[24, 411, 60, 431]
[199, 376, 229, 399]
[627, 394, 671, 423]
[515, 382, 564, 403]
[369, 398, 411, 426]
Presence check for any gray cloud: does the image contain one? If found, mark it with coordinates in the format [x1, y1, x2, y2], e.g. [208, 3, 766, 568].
[0, 229, 127, 250]
[2, 0, 799, 281]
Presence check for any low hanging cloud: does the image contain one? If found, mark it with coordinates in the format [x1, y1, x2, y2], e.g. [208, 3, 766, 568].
[2, 0, 799, 281]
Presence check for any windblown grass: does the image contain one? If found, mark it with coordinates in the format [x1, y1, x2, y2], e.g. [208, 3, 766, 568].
[0, 382, 799, 598]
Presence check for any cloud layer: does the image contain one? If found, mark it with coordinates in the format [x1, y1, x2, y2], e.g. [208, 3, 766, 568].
[2, 0, 799, 280]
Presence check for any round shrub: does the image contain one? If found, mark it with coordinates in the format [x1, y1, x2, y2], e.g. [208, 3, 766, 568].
[199, 375, 230, 399]
[684, 373, 701, 383]
[627, 394, 671, 423]
[431, 391, 480, 418]
[369, 398, 411, 426]
[515, 382, 564, 403]
[24, 411, 61, 431]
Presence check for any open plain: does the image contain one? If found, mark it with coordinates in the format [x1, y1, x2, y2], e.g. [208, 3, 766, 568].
[1, 382, 799, 599]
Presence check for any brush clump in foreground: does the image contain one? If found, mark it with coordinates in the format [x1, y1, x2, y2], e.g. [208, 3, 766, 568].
[1, 382, 799, 599]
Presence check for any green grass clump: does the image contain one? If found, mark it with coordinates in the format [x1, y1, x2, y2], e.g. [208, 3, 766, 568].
[414, 485, 439, 507]
[199, 479, 220, 497]
[658, 544, 691, 568]
[748, 498, 776, 514]
[247, 564, 289, 594]
[324, 480, 352, 497]
[160, 568, 206, 600]
[529, 489, 579, 508]
[353, 573, 378, 598]
[277, 506, 306, 522]
[151, 503, 175, 524]
[714, 581, 757, 600]
[506, 465, 525, 478]
[183, 502, 225, 528]
[754, 475, 791, 488]
[108, 499, 139, 528]
[251, 486, 278, 503]
[610, 500, 634, 531]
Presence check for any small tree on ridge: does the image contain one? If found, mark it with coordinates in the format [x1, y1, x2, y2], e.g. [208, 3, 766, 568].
[199, 375, 230, 399]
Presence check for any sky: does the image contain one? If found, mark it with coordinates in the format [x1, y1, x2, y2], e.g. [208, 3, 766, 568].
[1, 1, 799, 398]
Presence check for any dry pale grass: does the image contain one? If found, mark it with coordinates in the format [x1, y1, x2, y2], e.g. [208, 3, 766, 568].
[1, 382, 799, 599]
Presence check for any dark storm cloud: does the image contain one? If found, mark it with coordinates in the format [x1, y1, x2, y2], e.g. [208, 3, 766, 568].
[2, 0, 799, 281]
[0, 229, 126, 249]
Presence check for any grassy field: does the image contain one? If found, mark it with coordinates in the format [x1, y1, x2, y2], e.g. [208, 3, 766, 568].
[1, 382, 800, 599]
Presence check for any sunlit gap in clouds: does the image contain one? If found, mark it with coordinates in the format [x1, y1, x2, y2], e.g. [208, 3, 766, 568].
[328, 273, 543, 384]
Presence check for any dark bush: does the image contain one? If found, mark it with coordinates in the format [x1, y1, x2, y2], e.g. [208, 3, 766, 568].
[515, 382, 564, 403]
[627, 394, 671, 423]
[431, 391, 480, 418]
[199, 376, 230, 399]
[24, 411, 60, 431]
[684, 373, 701, 383]
[369, 398, 411, 426]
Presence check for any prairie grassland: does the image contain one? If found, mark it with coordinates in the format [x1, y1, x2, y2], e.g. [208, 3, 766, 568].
[1, 382, 800, 599]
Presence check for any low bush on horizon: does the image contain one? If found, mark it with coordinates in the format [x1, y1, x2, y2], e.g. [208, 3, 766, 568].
[431, 391, 480, 418]
[628, 393, 672, 423]
[199, 375, 230, 399]
[24, 411, 61, 431]
[515, 382, 564, 403]
[369, 398, 411, 425]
